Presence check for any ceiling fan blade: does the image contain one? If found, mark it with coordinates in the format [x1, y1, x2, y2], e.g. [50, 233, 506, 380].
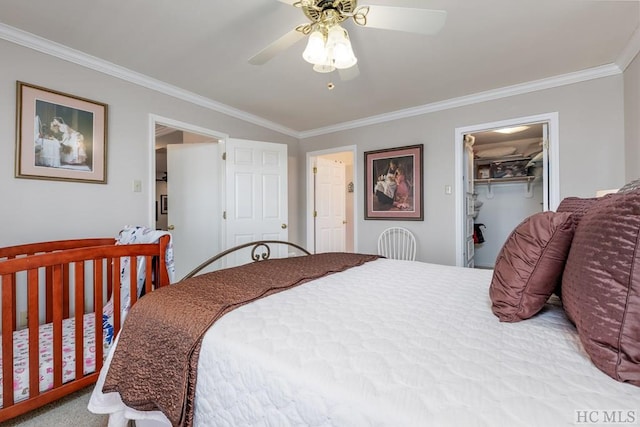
[338, 64, 360, 81]
[248, 28, 305, 65]
[363, 6, 447, 35]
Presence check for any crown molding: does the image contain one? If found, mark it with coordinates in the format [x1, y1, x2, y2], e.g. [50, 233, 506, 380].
[299, 63, 622, 138]
[0, 22, 632, 141]
[616, 26, 640, 72]
[0, 23, 299, 138]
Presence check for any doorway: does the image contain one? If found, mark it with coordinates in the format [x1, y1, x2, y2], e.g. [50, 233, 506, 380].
[306, 146, 357, 253]
[454, 113, 560, 267]
[150, 115, 227, 279]
[150, 116, 290, 279]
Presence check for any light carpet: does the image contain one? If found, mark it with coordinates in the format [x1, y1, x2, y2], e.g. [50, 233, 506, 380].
[4, 386, 109, 427]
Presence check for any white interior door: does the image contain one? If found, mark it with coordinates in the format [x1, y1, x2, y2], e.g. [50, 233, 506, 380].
[315, 157, 346, 253]
[225, 138, 288, 267]
[463, 136, 476, 268]
[167, 143, 221, 281]
[542, 122, 550, 211]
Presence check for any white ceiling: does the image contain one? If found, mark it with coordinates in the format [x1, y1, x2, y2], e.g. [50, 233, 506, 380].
[0, 1, 638, 136]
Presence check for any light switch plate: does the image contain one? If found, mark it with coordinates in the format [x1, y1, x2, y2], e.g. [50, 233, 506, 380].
[133, 180, 142, 192]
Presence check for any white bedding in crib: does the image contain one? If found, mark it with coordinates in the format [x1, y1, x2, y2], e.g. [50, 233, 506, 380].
[0, 313, 102, 406]
[90, 259, 640, 427]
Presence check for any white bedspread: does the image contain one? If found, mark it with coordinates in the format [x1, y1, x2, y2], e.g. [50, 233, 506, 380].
[90, 259, 640, 426]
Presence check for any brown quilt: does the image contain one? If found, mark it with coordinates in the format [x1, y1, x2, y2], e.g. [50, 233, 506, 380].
[102, 252, 378, 427]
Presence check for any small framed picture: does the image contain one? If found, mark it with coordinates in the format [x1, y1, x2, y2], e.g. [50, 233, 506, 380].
[15, 82, 108, 183]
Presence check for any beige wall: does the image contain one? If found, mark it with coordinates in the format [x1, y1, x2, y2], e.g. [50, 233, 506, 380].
[625, 53, 640, 180]
[2, 38, 635, 266]
[299, 76, 626, 265]
[0, 40, 300, 246]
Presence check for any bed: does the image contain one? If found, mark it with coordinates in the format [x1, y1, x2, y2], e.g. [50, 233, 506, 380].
[89, 217, 640, 427]
[0, 229, 172, 422]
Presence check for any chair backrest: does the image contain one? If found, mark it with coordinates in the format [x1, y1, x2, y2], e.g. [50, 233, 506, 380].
[377, 227, 417, 261]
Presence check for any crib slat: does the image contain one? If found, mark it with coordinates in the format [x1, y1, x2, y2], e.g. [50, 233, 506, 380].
[2, 274, 15, 407]
[52, 265, 63, 388]
[2, 256, 18, 337]
[94, 259, 104, 370]
[74, 261, 85, 381]
[27, 269, 40, 399]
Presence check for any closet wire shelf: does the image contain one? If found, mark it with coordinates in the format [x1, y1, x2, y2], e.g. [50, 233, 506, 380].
[474, 176, 537, 199]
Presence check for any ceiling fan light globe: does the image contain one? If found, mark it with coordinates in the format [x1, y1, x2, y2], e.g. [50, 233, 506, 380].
[313, 63, 335, 73]
[326, 24, 348, 49]
[302, 30, 327, 64]
[332, 43, 357, 69]
[326, 25, 357, 69]
[334, 56, 357, 70]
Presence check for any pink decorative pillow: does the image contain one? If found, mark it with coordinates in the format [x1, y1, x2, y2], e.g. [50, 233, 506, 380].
[561, 190, 640, 386]
[556, 196, 599, 225]
[553, 196, 600, 296]
[490, 211, 575, 322]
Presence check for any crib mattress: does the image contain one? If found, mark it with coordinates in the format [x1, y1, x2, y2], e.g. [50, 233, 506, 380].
[0, 313, 102, 406]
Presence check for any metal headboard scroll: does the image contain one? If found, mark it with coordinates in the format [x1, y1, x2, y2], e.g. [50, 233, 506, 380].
[181, 240, 311, 281]
[251, 242, 272, 261]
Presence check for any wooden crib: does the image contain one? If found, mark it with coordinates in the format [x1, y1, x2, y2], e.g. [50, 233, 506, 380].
[0, 236, 171, 421]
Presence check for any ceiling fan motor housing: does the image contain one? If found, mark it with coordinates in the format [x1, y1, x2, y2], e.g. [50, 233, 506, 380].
[302, 0, 357, 24]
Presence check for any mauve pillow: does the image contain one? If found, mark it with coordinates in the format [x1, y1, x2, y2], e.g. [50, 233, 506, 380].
[553, 196, 600, 296]
[556, 196, 599, 225]
[561, 190, 640, 386]
[490, 211, 575, 322]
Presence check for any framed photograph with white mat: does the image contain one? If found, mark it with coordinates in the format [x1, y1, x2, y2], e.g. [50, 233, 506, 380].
[15, 81, 108, 183]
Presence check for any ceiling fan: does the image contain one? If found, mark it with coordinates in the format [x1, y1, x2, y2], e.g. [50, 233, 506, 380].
[249, 0, 447, 77]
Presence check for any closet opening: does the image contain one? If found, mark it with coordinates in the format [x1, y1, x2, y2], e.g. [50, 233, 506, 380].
[466, 125, 544, 268]
[454, 113, 560, 268]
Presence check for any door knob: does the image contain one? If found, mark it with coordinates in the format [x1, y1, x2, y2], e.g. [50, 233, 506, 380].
[342, 220, 347, 224]
[281, 224, 287, 229]
[168, 225, 175, 230]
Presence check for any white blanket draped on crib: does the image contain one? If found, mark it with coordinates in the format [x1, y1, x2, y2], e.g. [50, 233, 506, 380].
[102, 226, 175, 346]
